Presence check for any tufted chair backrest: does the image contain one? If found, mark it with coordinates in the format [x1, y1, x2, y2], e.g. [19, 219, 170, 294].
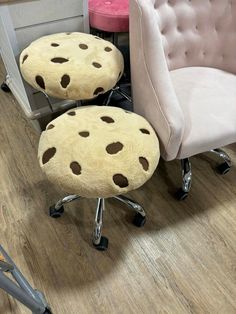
[153, 0, 236, 73]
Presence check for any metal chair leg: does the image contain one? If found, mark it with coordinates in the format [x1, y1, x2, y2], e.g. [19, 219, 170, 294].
[41, 91, 53, 112]
[112, 33, 119, 46]
[113, 195, 146, 227]
[115, 87, 132, 103]
[181, 158, 192, 193]
[49, 195, 81, 218]
[0, 246, 51, 314]
[32, 91, 53, 112]
[210, 148, 231, 174]
[93, 198, 108, 251]
[175, 158, 192, 200]
[104, 89, 115, 106]
[104, 85, 132, 106]
[113, 195, 145, 216]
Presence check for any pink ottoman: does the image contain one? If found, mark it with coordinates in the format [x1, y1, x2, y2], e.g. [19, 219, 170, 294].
[89, 0, 129, 33]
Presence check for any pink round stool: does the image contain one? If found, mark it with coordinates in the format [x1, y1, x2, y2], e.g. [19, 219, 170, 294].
[89, 0, 129, 33]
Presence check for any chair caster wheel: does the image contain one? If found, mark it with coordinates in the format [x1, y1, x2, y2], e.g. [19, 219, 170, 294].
[216, 162, 231, 175]
[175, 188, 189, 201]
[93, 236, 109, 251]
[133, 213, 146, 227]
[49, 205, 64, 218]
[1, 83, 11, 93]
[43, 309, 52, 314]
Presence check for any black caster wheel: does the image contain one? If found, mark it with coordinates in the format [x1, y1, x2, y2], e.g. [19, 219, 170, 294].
[175, 188, 189, 201]
[133, 213, 146, 227]
[43, 309, 52, 314]
[93, 236, 109, 251]
[49, 205, 64, 218]
[216, 162, 231, 175]
[1, 83, 11, 93]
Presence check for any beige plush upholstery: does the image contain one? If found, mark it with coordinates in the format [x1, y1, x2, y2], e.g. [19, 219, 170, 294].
[38, 106, 160, 198]
[20, 32, 124, 100]
[130, 0, 236, 161]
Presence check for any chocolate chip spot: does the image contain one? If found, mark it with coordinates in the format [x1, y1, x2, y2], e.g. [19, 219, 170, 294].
[61, 74, 70, 88]
[47, 124, 54, 130]
[106, 142, 123, 154]
[22, 55, 28, 64]
[51, 43, 59, 47]
[101, 116, 114, 123]
[113, 174, 129, 188]
[104, 47, 112, 52]
[66, 32, 71, 35]
[36, 75, 45, 89]
[67, 111, 76, 116]
[139, 157, 149, 171]
[42, 147, 56, 164]
[70, 161, 81, 175]
[140, 128, 150, 134]
[79, 44, 88, 50]
[124, 110, 132, 114]
[92, 62, 102, 68]
[94, 87, 104, 95]
[79, 131, 89, 137]
[51, 57, 69, 64]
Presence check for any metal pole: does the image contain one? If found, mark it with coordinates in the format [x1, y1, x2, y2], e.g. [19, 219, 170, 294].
[0, 272, 46, 314]
[0, 245, 40, 302]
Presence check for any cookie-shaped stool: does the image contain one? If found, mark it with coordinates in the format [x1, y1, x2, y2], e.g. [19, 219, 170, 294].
[20, 32, 124, 100]
[38, 106, 160, 250]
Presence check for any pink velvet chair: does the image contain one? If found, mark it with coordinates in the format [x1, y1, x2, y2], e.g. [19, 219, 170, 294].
[89, 0, 129, 38]
[130, 0, 236, 199]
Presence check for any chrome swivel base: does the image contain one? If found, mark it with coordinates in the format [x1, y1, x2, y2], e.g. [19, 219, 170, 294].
[176, 148, 231, 201]
[175, 158, 192, 201]
[49, 195, 146, 251]
[210, 148, 231, 174]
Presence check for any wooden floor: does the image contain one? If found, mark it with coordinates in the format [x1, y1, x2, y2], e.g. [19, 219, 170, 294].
[0, 61, 236, 314]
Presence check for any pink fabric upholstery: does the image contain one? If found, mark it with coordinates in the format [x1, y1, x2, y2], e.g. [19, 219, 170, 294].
[156, 0, 236, 73]
[171, 67, 236, 159]
[89, 0, 129, 32]
[130, 0, 236, 161]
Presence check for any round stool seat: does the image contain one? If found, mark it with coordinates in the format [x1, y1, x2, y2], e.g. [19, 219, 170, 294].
[20, 32, 124, 100]
[89, 0, 129, 33]
[38, 106, 160, 198]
